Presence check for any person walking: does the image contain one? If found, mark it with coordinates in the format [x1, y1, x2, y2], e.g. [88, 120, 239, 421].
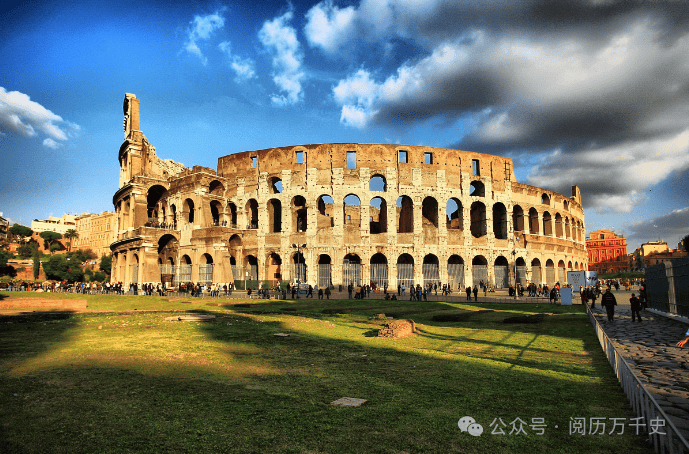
[601, 289, 617, 322]
[629, 293, 642, 322]
[473, 285, 478, 302]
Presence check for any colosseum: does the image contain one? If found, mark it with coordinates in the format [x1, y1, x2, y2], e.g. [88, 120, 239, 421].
[111, 94, 588, 290]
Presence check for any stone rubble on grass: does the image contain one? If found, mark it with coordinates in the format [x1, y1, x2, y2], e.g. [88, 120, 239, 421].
[274, 333, 290, 337]
[330, 397, 368, 407]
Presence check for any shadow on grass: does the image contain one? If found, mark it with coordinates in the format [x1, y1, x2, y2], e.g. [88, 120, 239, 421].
[0, 301, 652, 454]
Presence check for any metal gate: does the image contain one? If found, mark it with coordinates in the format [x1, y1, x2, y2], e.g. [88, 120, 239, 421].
[494, 265, 509, 288]
[231, 265, 243, 281]
[369, 263, 388, 287]
[516, 266, 527, 286]
[290, 263, 305, 283]
[130, 264, 139, 284]
[472, 265, 488, 287]
[318, 264, 332, 288]
[546, 266, 556, 287]
[175, 264, 192, 284]
[342, 262, 362, 286]
[397, 263, 414, 288]
[532, 266, 541, 285]
[447, 263, 465, 290]
[422, 263, 440, 286]
[198, 264, 213, 284]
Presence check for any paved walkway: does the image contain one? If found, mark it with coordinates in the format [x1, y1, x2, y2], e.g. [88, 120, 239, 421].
[590, 298, 689, 442]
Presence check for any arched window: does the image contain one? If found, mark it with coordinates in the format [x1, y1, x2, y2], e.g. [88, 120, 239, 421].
[512, 205, 524, 232]
[369, 174, 387, 192]
[292, 196, 307, 232]
[470, 201, 487, 238]
[397, 196, 414, 234]
[267, 198, 282, 232]
[492, 203, 507, 239]
[344, 194, 361, 228]
[422, 197, 438, 229]
[470, 181, 485, 197]
[447, 198, 463, 230]
[370, 197, 387, 233]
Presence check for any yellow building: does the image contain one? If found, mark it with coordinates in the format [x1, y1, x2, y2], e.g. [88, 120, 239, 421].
[74, 212, 116, 257]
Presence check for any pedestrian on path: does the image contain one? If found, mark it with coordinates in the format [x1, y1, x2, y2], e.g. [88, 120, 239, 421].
[629, 293, 642, 322]
[473, 285, 478, 302]
[677, 328, 689, 348]
[601, 289, 617, 322]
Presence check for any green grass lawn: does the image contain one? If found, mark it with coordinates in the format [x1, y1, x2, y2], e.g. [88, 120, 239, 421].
[0, 294, 654, 453]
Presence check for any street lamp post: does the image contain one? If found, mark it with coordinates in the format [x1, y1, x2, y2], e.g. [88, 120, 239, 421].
[291, 243, 306, 299]
[512, 234, 520, 299]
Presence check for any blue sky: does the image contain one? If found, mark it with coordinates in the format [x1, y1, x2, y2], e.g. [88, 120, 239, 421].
[1, 0, 688, 252]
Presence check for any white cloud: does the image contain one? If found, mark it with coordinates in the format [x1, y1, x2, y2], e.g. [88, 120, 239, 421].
[304, 1, 357, 53]
[42, 138, 60, 149]
[218, 41, 256, 83]
[0, 87, 79, 144]
[183, 11, 225, 65]
[259, 11, 305, 105]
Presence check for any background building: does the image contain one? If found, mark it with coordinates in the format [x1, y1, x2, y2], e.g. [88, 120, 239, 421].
[111, 94, 588, 288]
[0, 213, 8, 240]
[586, 229, 629, 274]
[31, 214, 77, 235]
[73, 212, 116, 257]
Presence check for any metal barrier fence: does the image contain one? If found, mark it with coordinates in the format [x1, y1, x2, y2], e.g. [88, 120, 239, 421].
[586, 305, 689, 454]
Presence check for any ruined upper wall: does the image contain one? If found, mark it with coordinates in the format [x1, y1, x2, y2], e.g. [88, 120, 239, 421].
[217, 144, 517, 189]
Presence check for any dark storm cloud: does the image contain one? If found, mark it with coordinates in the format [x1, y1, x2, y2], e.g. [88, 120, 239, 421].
[624, 207, 689, 248]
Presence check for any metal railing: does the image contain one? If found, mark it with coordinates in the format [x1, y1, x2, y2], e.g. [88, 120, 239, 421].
[586, 304, 689, 454]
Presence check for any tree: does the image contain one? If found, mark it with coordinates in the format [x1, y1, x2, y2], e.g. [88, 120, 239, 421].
[682, 234, 689, 254]
[16, 241, 39, 259]
[32, 248, 41, 280]
[9, 224, 33, 243]
[42, 255, 84, 282]
[39, 231, 62, 254]
[99, 253, 112, 277]
[64, 229, 78, 251]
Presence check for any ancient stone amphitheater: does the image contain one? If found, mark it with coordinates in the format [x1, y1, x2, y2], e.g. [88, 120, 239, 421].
[111, 94, 588, 289]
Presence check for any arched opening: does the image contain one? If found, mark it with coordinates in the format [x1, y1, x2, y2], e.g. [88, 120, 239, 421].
[157, 234, 178, 282]
[130, 254, 139, 284]
[170, 204, 177, 229]
[541, 193, 550, 205]
[228, 234, 243, 282]
[531, 258, 541, 284]
[422, 196, 438, 230]
[529, 208, 539, 235]
[494, 256, 509, 287]
[492, 203, 507, 239]
[422, 254, 440, 286]
[369, 174, 387, 192]
[343, 253, 361, 286]
[470, 181, 485, 197]
[472, 255, 488, 287]
[199, 253, 214, 284]
[183, 198, 195, 224]
[370, 253, 388, 289]
[177, 254, 192, 284]
[318, 254, 332, 289]
[397, 253, 414, 288]
[210, 200, 222, 226]
[267, 198, 282, 233]
[470, 201, 487, 238]
[268, 177, 282, 194]
[516, 257, 527, 286]
[370, 197, 387, 234]
[555, 213, 563, 238]
[245, 255, 258, 282]
[563, 200, 569, 211]
[343, 194, 361, 228]
[266, 252, 282, 284]
[209, 180, 225, 196]
[447, 198, 463, 230]
[512, 205, 524, 232]
[396, 196, 414, 234]
[292, 195, 307, 232]
[545, 259, 555, 286]
[246, 199, 258, 229]
[147, 185, 167, 221]
[448, 255, 465, 289]
[317, 195, 334, 229]
[558, 260, 566, 284]
[543, 211, 553, 236]
[291, 252, 306, 285]
[227, 202, 238, 227]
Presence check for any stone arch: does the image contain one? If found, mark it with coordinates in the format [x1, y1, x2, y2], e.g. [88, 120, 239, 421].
[563, 200, 569, 211]
[512, 205, 524, 232]
[447, 255, 465, 289]
[397, 253, 414, 288]
[157, 234, 179, 270]
[343, 194, 361, 228]
[541, 193, 551, 205]
[565, 217, 571, 239]
[370, 253, 388, 288]
[268, 176, 283, 194]
[494, 256, 509, 287]
[422, 254, 440, 286]
[369, 174, 387, 192]
[531, 258, 542, 284]
[130, 253, 139, 284]
[492, 202, 507, 239]
[210, 200, 223, 226]
[267, 198, 282, 233]
[183, 198, 195, 224]
[472, 255, 488, 287]
[396, 196, 414, 234]
[147, 185, 168, 220]
[529, 208, 539, 234]
[370, 197, 387, 233]
[422, 196, 438, 229]
[516, 257, 527, 286]
[343, 253, 362, 286]
[543, 211, 553, 236]
[317, 195, 334, 229]
[470, 181, 485, 197]
[170, 204, 177, 228]
[227, 202, 238, 227]
[292, 195, 307, 232]
[447, 198, 463, 230]
[246, 199, 258, 229]
[181, 254, 192, 264]
[545, 259, 555, 286]
[558, 260, 566, 284]
[245, 255, 258, 281]
[266, 252, 282, 283]
[209, 180, 225, 196]
[470, 201, 487, 238]
[318, 254, 332, 288]
[555, 213, 563, 238]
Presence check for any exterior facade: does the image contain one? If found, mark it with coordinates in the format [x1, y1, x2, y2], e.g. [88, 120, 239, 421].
[111, 94, 588, 288]
[73, 211, 116, 257]
[31, 214, 77, 235]
[586, 229, 629, 274]
[0, 212, 8, 240]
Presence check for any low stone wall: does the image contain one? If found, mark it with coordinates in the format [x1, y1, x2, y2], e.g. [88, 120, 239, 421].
[0, 297, 87, 310]
[378, 319, 416, 338]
